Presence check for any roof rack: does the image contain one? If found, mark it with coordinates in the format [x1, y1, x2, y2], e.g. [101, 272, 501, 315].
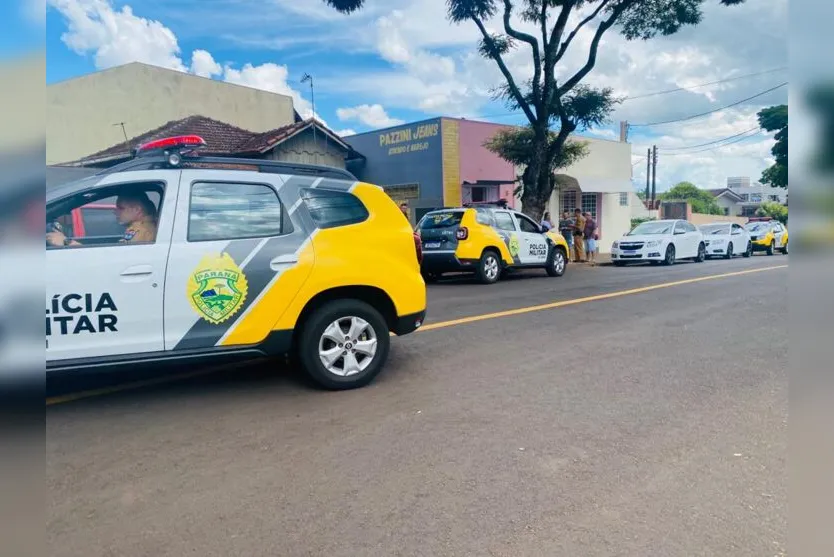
[90, 134, 357, 181]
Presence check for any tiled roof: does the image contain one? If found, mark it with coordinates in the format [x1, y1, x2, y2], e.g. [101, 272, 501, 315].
[73, 115, 349, 165]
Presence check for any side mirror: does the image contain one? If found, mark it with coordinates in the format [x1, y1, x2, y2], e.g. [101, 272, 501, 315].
[674, 229, 685, 235]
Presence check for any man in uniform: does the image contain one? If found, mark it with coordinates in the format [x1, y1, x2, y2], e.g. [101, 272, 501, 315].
[47, 192, 158, 248]
[572, 208, 586, 262]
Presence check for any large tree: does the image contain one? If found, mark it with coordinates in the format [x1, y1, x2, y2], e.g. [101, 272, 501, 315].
[324, 0, 746, 220]
[660, 181, 723, 214]
[757, 104, 787, 188]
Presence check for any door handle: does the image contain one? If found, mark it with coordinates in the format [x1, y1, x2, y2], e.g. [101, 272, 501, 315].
[270, 254, 298, 271]
[121, 265, 153, 277]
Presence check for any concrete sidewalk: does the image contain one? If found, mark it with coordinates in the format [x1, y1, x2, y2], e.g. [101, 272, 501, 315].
[570, 252, 613, 266]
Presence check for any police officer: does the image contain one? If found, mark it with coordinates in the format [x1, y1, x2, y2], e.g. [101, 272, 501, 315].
[47, 192, 158, 247]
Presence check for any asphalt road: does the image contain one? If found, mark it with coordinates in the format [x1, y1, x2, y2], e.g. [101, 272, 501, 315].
[47, 254, 788, 556]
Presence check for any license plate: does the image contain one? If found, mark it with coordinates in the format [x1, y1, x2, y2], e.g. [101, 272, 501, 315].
[424, 242, 441, 249]
[624, 249, 637, 254]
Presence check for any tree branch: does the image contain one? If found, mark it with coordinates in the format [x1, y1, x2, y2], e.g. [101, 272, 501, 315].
[543, 2, 575, 112]
[471, 16, 537, 125]
[501, 0, 541, 107]
[558, 1, 634, 96]
[555, 0, 612, 64]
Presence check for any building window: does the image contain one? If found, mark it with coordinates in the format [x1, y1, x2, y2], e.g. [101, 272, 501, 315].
[472, 186, 487, 203]
[581, 193, 598, 219]
[741, 206, 758, 217]
[750, 193, 762, 203]
[560, 190, 577, 214]
[189, 182, 285, 242]
[723, 207, 729, 216]
[619, 192, 629, 207]
[740, 193, 750, 201]
[768, 195, 781, 202]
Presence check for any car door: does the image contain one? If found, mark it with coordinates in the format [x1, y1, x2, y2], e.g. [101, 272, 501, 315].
[492, 211, 522, 264]
[46, 171, 179, 362]
[513, 212, 549, 265]
[163, 170, 316, 353]
[686, 221, 701, 256]
[772, 222, 785, 248]
[672, 221, 691, 257]
[730, 224, 746, 252]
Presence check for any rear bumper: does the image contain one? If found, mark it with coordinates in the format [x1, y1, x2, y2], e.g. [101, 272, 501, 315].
[393, 310, 426, 336]
[421, 252, 479, 274]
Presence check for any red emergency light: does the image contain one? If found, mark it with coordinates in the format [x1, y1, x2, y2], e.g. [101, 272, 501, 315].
[136, 135, 207, 153]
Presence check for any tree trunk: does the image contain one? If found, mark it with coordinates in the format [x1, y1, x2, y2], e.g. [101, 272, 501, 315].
[519, 128, 553, 222]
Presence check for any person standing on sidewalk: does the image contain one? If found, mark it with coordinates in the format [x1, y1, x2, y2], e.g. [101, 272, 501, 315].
[541, 211, 554, 231]
[559, 211, 574, 252]
[572, 208, 586, 262]
[583, 211, 598, 265]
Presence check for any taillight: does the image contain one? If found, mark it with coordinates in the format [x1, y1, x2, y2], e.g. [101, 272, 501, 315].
[456, 227, 469, 240]
[413, 233, 423, 264]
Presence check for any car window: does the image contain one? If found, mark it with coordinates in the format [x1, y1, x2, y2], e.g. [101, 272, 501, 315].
[674, 221, 687, 234]
[300, 188, 368, 229]
[475, 209, 495, 226]
[516, 214, 540, 233]
[419, 211, 464, 230]
[494, 211, 517, 231]
[188, 182, 285, 242]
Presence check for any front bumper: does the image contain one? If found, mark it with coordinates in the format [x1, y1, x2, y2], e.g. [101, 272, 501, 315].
[751, 239, 772, 251]
[392, 310, 426, 336]
[610, 246, 664, 261]
[421, 251, 479, 274]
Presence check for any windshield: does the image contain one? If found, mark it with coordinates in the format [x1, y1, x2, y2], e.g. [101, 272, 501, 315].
[745, 222, 770, 233]
[418, 211, 464, 230]
[700, 224, 730, 235]
[629, 221, 674, 235]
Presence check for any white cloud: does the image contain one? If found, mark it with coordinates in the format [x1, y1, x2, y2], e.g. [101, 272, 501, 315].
[190, 49, 221, 78]
[335, 129, 357, 137]
[336, 104, 404, 128]
[25, 0, 46, 24]
[48, 0, 322, 122]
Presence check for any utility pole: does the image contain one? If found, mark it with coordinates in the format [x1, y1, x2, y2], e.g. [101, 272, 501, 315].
[645, 147, 651, 202]
[300, 73, 317, 149]
[651, 145, 658, 208]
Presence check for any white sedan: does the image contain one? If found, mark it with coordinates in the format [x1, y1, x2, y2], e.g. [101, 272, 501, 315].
[700, 222, 753, 259]
[611, 219, 706, 266]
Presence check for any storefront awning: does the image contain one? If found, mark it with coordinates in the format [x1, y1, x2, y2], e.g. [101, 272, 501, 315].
[574, 177, 631, 193]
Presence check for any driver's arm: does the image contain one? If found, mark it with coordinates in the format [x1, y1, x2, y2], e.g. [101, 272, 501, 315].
[46, 230, 81, 247]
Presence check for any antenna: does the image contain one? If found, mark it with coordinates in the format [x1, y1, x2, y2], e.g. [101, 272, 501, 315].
[114, 122, 129, 153]
[300, 73, 317, 152]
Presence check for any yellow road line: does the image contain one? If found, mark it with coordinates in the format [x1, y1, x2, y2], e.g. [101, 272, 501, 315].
[415, 264, 788, 333]
[47, 264, 786, 406]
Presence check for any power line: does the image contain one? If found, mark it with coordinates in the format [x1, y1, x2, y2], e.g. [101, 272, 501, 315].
[624, 67, 786, 100]
[629, 82, 787, 127]
[659, 126, 761, 152]
[474, 67, 787, 120]
[661, 131, 764, 156]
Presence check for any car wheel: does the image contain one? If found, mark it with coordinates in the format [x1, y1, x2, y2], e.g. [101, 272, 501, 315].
[663, 244, 676, 266]
[724, 242, 733, 260]
[781, 240, 789, 255]
[421, 271, 439, 283]
[298, 299, 390, 390]
[476, 250, 502, 284]
[694, 242, 706, 263]
[545, 246, 567, 277]
[767, 240, 775, 256]
[743, 242, 752, 257]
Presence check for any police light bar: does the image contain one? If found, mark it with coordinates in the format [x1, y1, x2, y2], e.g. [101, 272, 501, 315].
[134, 135, 206, 166]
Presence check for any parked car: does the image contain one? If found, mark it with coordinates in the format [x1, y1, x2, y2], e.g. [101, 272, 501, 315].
[416, 204, 570, 284]
[699, 222, 753, 259]
[744, 218, 789, 255]
[611, 219, 705, 266]
[45, 134, 427, 390]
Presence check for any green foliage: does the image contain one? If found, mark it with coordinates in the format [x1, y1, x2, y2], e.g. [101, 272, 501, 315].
[483, 126, 589, 171]
[631, 216, 656, 230]
[756, 201, 788, 224]
[660, 181, 723, 215]
[321, 0, 364, 14]
[757, 104, 788, 188]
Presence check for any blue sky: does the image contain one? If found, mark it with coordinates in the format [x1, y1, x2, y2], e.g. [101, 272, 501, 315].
[36, 0, 788, 191]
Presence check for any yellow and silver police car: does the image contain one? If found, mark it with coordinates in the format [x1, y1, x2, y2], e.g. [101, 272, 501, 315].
[45, 135, 426, 390]
[416, 202, 570, 284]
[744, 218, 789, 255]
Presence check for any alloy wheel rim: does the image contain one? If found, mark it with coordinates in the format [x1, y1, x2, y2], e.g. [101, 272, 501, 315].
[553, 252, 565, 274]
[485, 256, 499, 279]
[318, 316, 378, 377]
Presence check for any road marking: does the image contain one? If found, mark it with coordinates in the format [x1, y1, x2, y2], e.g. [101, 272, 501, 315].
[415, 264, 788, 333]
[47, 264, 786, 406]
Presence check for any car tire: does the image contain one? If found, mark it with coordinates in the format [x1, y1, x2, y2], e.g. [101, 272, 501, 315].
[766, 240, 775, 256]
[743, 241, 752, 257]
[297, 299, 390, 390]
[476, 250, 502, 284]
[724, 242, 733, 260]
[663, 244, 676, 266]
[781, 241, 789, 255]
[694, 242, 706, 263]
[545, 246, 567, 277]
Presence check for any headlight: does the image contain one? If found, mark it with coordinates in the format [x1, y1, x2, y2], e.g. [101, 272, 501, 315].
[646, 240, 662, 247]
[612, 241, 619, 249]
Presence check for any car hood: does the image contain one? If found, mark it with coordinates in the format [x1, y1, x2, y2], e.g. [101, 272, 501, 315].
[619, 234, 669, 243]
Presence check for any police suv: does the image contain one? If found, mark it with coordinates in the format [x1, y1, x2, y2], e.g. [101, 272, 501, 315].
[46, 135, 427, 390]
